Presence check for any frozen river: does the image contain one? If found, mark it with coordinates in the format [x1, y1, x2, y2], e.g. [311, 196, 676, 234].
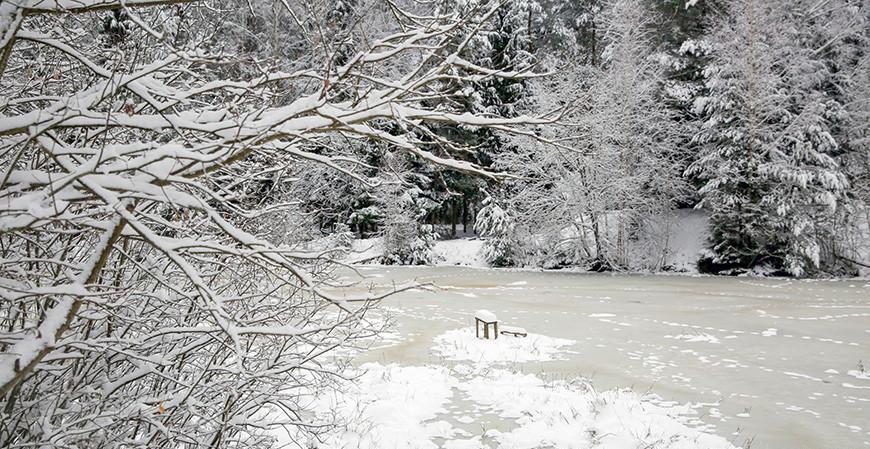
[342, 266, 870, 449]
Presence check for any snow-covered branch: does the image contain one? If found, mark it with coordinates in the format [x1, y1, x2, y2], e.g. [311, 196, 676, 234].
[0, 1, 547, 447]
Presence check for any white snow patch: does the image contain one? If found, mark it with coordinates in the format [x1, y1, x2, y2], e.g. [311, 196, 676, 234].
[458, 368, 736, 449]
[474, 309, 497, 322]
[847, 370, 870, 381]
[434, 238, 487, 267]
[659, 209, 709, 272]
[665, 333, 721, 344]
[783, 371, 824, 382]
[762, 328, 778, 337]
[347, 237, 384, 263]
[443, 438, 483, 449]
[432, 327, 575, 364]
[273, 363, 459, 448]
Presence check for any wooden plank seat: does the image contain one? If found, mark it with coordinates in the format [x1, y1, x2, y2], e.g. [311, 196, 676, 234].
[499, 325, 527, 337]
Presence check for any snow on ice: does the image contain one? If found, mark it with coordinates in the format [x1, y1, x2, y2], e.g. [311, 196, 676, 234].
[432, 327, 576, 364]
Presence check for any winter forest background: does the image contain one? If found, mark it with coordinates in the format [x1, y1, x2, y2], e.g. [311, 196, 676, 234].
[375, 0, 870, 278]
[0, 0, 869, 447]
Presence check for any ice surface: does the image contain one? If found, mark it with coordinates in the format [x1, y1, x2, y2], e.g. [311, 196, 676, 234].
[350, 267, 870, 449]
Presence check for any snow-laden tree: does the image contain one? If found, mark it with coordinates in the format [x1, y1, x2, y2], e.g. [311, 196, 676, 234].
[687, 0, 856, 276]
[843, 51, 870, 204]
[492, 0, 687, 270]
[379, 153, 441, 265]
[381, 210, 440, 265]
[404, 0, 543, 236]
[474, 196, 515, 266]
[821, 3, 870, 272]
[0, 1, 547, 447]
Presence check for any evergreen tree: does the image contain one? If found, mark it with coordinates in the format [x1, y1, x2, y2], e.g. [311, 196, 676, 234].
[652, 0, 720, 207]
[422, 0, 542, 235]
[475, 197, 516, 266]
[688, 0, 850, 276]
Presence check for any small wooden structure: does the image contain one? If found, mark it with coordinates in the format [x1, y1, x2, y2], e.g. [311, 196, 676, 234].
[499, 325, 528, 338]
[474, 309, 498, 339]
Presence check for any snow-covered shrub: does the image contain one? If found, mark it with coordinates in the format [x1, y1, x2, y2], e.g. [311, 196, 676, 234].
[382, 221, 439, 265]
[324, 223, 355, 259]
[380, 180, 440, 265]
[475, 199, 516, 267]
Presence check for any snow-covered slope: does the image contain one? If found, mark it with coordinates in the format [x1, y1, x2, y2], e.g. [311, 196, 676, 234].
[344, 209, 710, 272]
[660, 209, 709, 272]
[345, 236, 489, 267]
[433, 238, 487, 268]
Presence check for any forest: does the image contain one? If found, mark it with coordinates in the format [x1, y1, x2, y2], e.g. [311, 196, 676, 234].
[193, 0, 870, 278]
[371, 0, 869, 278]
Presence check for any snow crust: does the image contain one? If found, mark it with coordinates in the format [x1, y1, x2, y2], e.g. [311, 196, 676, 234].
[458, 368, 735, 449]
[434, 238, 487, 267]
[474, 309, 497, 322]
[432, 327, 576, 364]
[275, 363, 736, 449]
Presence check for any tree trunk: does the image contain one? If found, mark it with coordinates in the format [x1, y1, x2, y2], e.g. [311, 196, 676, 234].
[451, 199, 458, 237]
[592, 213, 603, 260]
[462, 195, 469, 233]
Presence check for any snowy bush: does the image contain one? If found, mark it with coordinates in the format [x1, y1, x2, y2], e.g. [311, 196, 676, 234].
[475, 199, 516, 267]
[380, 183, 440, 265]
[382, 222, 439, 266]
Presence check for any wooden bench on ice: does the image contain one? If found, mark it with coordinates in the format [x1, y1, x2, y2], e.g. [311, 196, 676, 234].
[475, 309, 498, 339]
[475, 309, 527, 339]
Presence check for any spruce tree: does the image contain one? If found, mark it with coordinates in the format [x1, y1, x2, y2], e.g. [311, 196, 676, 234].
[689, 0, 850, 276]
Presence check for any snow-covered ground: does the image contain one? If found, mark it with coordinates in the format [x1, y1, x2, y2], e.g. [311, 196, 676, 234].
[432, 238, 488, 268]
[347, 209, 709, 271]
[335, 267, 870, 449]
[275, 324, 737, 449]
[349, 236, 488, 267]
[432, 327, 576, 364]
[659, 209, 708, 272]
